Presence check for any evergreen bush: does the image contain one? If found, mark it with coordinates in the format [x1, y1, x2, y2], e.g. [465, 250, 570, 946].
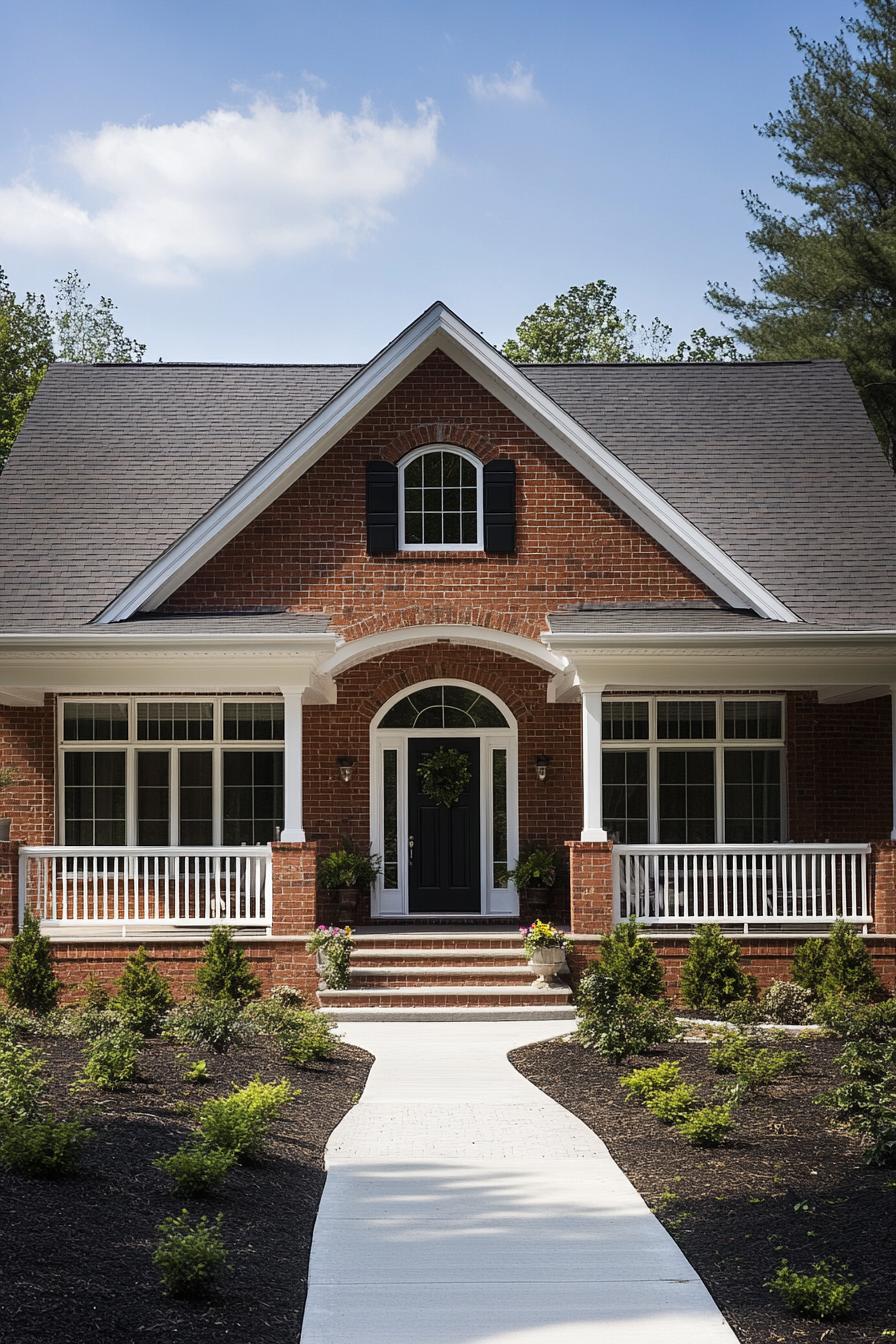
[1, 912, 61, 1014]
[680, 925, 754, 1013]
[195, 927, 261, 1006]
[114, 947, 174, 1035]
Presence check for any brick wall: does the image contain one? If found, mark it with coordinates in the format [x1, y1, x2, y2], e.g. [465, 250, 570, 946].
[160, 350, 713, 637]
[0, 697, 55, 844]
[787, 691, 892, 840]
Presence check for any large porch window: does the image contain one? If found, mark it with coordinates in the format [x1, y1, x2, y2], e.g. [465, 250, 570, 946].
[59, 698, 285, 846]
[602, 696, 784, 845]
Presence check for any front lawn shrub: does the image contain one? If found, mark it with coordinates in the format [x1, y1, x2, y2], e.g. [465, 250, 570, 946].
[114, 947, 174, 1035]
[245, 1000, 339, 1066]
[577, 966, 678, 1062]
[153, 1210, 227, 1298]
[720, 997, 763, 1027]
[0, 1033, 47, 1120]
[184, 1058, 209, 1084]
[676, 1104, 733, 1147]
[767, 1260, 859, 1320]
[761, 980, 814, 1025]
[154, 1141, 235, 1196]
[1, 912, 61, 1014]
[594, 917, 665, 999]
[268, 984, 305, 1009]
[195, 927, 261, 1006]
[79, 1025, 142, 1091]
[680, 925, 755, 1013]
[163, 998, 254, 1055]
[708, 1028, 803, 1086]
[793, 922, 882, 1004]
[620, 1061, 682, 1103]
[196, 1076, 294, 1161]
[0, 1114, 89, 1177]
[645, 1083, 698, 1124]
[824, 1028, 896, 1166]
[79, 975, 111, 1012]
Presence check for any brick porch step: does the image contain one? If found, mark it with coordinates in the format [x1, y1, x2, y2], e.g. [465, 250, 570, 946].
[318, 985, 573, 1010]
[348, 964, 538, 988]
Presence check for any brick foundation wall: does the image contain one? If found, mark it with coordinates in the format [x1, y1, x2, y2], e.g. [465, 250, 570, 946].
[568, 934, 896, 1004]
[270, 841, 318, 936]
[566, 841, 613, 935]
[0, 842, 18, 938]
[872, 841, 896, 935]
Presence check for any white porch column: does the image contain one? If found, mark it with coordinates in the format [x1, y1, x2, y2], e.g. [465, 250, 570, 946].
[891, 685, 896, 841]
[280, 687, 305, 843]
[581, 685, 608, 842]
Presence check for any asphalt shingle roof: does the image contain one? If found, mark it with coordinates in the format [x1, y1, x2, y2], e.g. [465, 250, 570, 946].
[0, 355, 893, 633]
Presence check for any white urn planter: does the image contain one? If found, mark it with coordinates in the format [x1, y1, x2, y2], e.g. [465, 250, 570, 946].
[527, 945, 568, 987]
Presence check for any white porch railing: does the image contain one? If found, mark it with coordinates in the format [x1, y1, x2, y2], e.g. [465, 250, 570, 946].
[18, 847, 273, 937]
[613, 843, 872, 932]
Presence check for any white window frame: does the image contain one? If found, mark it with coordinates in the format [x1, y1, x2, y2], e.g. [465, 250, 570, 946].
[398, 444, 484, 553]
[369, 679, 518, 917]
[57, 696, 285, 847]
[601, 695, 787, 845]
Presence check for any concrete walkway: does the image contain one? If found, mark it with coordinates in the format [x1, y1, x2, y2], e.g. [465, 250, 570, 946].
[300, 1021, 739, 1344]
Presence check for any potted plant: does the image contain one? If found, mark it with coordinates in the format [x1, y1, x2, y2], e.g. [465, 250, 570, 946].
[0, 767, 18, 842]
[306, 925, 353, 989]
[507, 845, 562, 917]
[521, 920, 571, 986]
[318, 844, 382, 921]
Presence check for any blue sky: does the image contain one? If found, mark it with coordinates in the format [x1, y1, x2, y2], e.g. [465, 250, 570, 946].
[0, 0, 846, 362]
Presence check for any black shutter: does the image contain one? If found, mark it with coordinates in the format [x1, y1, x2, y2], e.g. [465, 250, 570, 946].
[483, 459, 516, 554]
[365, 460, 399, 554]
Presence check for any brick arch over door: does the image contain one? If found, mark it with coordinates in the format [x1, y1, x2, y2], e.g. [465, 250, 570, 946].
[301, 645, 581, 920]
[160, 350, 714, 640]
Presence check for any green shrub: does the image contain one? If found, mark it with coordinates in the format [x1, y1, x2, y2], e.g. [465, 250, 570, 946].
[709, 1028, 803, 1086]
[184, 1058, 209, 1084]
[680, 925, 755, 1013]
[761, 980, 814, 1025]
[676, 1104, 733, 1147]
[645, 1083, 698, 1124]
[306, 926, 353, 990]
[153, 1210, 227, 1298]
[79, 975, 111, 1012]
[824, 1029, 896, 1166]
[245, 1000, 339, 1066]
[577, 968, 679, 1062]
[163, 998, 254, 1055]
[767, 1260, 858, 1320]
[114, 947, 174, 1035]
[620, 1061, 682, 1103]
[72, 1005, 124, 1040]
[836, 998, 896, 1043]
[317, 846, 381, 891]
[268, 984, 305, 1008]
[0, 1033, 47, 1120]
[1, 912, 61, 1014]
[0, 1114, 89, 1177]
[195, 927, 261, 1006]
[78, 1025, 142, 1091]
[793, 923, 882, 1004]
[720, 997, 763, 1027]
[154, 1141, 235, 1196]
[197, 1076, 294, 1161]
[594, 917, 664, 999]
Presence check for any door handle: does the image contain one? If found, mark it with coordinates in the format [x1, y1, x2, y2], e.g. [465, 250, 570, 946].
[408, 834, 414, 868]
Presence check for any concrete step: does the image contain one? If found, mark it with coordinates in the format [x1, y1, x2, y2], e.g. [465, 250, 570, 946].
[323, 1005, 577, 1022]
[318, 985, 573, 1010]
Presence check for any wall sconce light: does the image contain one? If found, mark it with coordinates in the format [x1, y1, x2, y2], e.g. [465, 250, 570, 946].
[534, 754, 551, 782]
[336, 755, 356, 784]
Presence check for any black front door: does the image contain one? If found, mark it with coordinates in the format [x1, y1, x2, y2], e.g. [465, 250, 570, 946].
[408, 738, 480, 913]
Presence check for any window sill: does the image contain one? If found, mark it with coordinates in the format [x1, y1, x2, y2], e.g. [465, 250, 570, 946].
[392, 550, 491, 562]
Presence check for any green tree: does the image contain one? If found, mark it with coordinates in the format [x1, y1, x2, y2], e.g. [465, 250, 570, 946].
[707, 0, 896, 464]
[0, 267, 144, 468]
[502, 280, 738, 365]
[0, 268, 54, 467]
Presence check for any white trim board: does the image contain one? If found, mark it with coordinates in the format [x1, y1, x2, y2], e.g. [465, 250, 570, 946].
[95, 302, 796, 625]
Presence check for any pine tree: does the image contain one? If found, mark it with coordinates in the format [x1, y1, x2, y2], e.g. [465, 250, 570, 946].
[707, 0, 896, 464]
[680, 925, 754, 1012]
[1, 912, 61, 1014]
[195, 927, 261, 1006]
[115, 947, 174, 1034]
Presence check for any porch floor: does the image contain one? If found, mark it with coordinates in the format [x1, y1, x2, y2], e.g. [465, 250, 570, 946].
[300, 1020, 739, 1344]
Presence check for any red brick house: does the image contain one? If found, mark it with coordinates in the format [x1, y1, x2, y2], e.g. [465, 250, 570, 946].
[0, 302, 894, 1013]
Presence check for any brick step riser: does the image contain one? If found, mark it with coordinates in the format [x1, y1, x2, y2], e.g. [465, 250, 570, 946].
[320, 993, 572, 1008]
[349, 972, 541, 988]
[351, 938, 523, 951]
[351, 954, 528, 968]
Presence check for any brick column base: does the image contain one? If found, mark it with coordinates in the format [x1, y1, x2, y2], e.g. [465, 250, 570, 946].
[871, 840, 896, 934]
[0, 842, 20, 938]
[270, 842, 319, 937]
[566, 840, 614, 936]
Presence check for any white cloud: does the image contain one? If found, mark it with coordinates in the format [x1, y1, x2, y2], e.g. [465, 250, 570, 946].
[0, 94, 440, 285]
[467, 62, 541, 105]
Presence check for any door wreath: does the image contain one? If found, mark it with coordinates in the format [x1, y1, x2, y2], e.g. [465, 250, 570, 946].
[418, 746, 471, 808]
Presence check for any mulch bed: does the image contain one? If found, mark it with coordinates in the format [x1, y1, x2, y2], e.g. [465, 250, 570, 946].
[511, 1034, 895, 1344]
[0, 1035, 372, 1342]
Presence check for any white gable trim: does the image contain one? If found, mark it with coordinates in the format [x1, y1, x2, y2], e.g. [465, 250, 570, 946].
[96, 303, 797, 625]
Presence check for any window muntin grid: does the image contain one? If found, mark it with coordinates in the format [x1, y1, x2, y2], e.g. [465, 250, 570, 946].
[400, 448, 481, 550]
[381, 684, 508, 729]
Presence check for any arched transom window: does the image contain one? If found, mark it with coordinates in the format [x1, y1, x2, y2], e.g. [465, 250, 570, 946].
[380, 684, 508, 728]
[399, 446, 483, 550]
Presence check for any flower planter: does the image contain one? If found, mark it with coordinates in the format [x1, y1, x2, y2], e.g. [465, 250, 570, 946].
[527, 945, 568, 987]
[524, 886, 552, 918]
[335, 885, 361, 922]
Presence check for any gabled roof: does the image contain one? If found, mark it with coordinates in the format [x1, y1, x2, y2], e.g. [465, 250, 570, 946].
[0, 301, 894, 632]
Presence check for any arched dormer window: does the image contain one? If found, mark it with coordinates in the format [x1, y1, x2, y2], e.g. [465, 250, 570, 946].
[398, 446, 483, 551]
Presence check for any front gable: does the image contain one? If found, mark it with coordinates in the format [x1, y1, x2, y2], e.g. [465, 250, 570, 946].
[97, 303, 796, 625]
[159, 351, 727, 640]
